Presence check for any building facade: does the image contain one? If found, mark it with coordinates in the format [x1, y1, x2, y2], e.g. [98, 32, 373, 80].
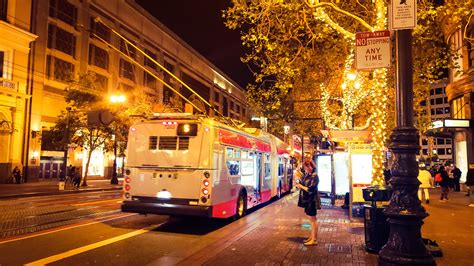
[0, 0, 37, 183]
[28, 0, 248, 181]
[443, 12, 474, 181]
[420, 81, 453, 163]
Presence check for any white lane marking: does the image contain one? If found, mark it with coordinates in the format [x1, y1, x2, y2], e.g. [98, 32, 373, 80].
[24, 222, 164, 266]
[0, 213, 136, 245]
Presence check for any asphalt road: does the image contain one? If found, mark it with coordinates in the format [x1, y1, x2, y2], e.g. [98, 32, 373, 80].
[0, 191, 267, 266]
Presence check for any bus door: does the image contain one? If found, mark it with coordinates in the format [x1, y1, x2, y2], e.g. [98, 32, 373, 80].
[255, 152, 263, 202]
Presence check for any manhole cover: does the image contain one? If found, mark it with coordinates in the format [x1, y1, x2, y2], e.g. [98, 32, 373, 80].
[328, 244, 351, 254]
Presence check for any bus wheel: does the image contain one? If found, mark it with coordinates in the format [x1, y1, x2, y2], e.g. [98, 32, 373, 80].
[235, 192, 247, 219]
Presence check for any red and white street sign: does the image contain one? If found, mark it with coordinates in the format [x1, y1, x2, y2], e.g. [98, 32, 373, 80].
[355, 30, 391, 70]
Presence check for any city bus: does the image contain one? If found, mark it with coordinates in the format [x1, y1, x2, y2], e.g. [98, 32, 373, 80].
[121, 113, 293, 219]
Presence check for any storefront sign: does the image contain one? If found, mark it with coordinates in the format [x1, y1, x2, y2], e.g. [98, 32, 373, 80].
[355, 30, 391, 70]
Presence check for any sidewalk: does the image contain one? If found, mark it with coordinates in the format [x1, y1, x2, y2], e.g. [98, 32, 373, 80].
[0, 178, 122, 199]
[183, 188, 473, 266]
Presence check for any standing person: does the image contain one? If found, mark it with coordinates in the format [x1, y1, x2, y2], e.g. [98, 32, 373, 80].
[12, 166, 22, 184]
[451, 164, 462, 192]
[296, 160, 319, 246]
[438, 166, 450, 201]
[464, 167, 474, 207]
[417, 166, 433, 204]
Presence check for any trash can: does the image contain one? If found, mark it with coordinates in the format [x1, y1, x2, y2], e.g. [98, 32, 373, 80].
[364, 204, 389, 253]
[362, 185, 392, 254]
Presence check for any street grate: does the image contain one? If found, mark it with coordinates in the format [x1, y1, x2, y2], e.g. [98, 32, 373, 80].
[328, 244, 352, 254]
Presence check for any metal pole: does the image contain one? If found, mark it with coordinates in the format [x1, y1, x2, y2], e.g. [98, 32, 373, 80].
[378, 29, 435, 265]
[63, 107, 71, 180]
[111, 125, 118, 185]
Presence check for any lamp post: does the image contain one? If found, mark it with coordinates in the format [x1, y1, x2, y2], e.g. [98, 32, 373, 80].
[109, 94, 126, 185]
[378, 30, 435, 265]
[63, 107, 71, 180]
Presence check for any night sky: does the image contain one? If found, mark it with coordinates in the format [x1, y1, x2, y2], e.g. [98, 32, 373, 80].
[136, 0, 252, 89]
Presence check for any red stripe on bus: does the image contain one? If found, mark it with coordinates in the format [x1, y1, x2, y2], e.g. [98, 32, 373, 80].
[219, 129, 270, 152]
[261, 189, 272, 202]
[212, 199, 236, 218]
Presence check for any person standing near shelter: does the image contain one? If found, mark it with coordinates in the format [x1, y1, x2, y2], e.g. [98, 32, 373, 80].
[451, 164, 462, 192]
[417, 166, 433, 204]
[296, 160, 319, 246]
[438, 166, 451, 201]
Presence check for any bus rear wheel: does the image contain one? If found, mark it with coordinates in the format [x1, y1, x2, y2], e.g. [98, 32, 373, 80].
[235, 192, 247, 219]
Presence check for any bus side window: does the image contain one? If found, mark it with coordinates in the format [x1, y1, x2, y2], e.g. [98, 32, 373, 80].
[226, 160, 240, 176]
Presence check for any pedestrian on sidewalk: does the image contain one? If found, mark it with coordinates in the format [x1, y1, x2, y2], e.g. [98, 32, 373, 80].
[296, 159, 319, 246]
[12, 166, 22, 184]
[451, 164, 462, 192]
[464, 167, 474, 207]
[417, 165, 433, 204]
[438, 166, 450, 201]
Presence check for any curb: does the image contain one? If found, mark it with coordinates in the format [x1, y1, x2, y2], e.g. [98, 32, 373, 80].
[0, 187, 122, 200]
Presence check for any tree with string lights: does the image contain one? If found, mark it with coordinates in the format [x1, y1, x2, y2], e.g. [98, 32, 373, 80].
[224, 0, 461, 184]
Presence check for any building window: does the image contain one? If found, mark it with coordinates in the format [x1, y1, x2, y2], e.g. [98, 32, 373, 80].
[446, 139, 451, 144]
[436, 138, 445, 145]
[163, 61, 174, 103]
[0, 0, 7, 21]
[144, 71, 156, 90]
[119, 83, 134, 91]
[236, 104, 240, 115]
[422, 149, 428, 155]
[49, 0, 77, 26]
[119, 59, 135, 81]
[120, 39, 137, 59]
[242, 108, 246, 117]
[46, 55, 74, 82]
[467, 25, 474, 68]
[88, 44, 108, 70]
[91, 72, 108, 90]
[48, 24, 76, 57]
[223, 96, 228, 117]
[144, 49, 157, 71]
[451, 96, 466, 119]
[435, 97, 443, 105]
[0, 51, 3, 78]
[437, 148, 446, 155]
[422, 139, 428, 145]
[435, 88, 442, 94]
[90, 18, 110, 42]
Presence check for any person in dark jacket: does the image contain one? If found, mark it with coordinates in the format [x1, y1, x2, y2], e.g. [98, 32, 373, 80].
[465, 167, 474, 207]
[438, 166, 450, 201]
[12, 166, 22, 184]
[451, 165, 462, 192]
[296, 160, 319, 246]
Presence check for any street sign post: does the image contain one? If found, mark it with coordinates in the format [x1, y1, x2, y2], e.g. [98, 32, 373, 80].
[355, 30, 391, 70]
[390, 0, 417, 30]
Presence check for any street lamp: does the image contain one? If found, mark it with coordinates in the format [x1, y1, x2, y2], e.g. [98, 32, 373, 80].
[378, 30, 435, 265]
[109, 94, 126, 185]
